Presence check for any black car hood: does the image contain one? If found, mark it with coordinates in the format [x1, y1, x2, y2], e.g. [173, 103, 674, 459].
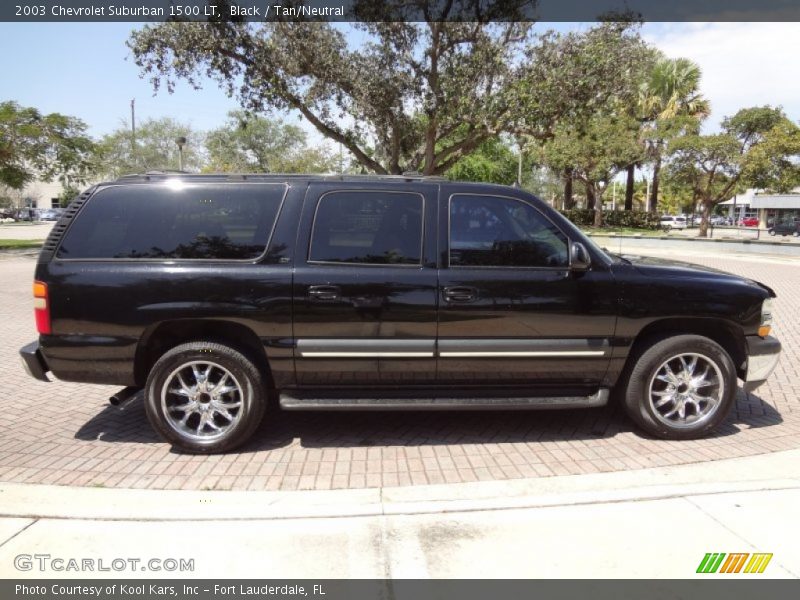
[617, 253, 776, 296]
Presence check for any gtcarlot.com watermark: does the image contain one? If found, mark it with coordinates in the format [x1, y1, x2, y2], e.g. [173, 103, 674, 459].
[14, 553, 194, 573]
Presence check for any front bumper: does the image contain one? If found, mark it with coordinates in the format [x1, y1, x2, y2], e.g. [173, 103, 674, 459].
[743, 335, 781, 392]
[19, 341, 50, 382]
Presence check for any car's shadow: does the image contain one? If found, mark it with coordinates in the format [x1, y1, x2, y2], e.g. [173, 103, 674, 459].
[74, 389, 783, 454]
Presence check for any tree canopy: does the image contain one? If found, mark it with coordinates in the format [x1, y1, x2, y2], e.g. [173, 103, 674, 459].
[535, 114, 643, 226]
[0, 101, 95, 190]
[666, 106, 800, 236]
[205, 110, 337, 173]
[95, 117, 203, 178]
[127, 8, 655, 177]
[129, 5, 535, 175]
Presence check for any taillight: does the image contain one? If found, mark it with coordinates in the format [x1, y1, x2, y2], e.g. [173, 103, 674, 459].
[33, 280, 51, 334]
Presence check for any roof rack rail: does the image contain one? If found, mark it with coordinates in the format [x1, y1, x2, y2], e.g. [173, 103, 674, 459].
[111, 172, 451, 183]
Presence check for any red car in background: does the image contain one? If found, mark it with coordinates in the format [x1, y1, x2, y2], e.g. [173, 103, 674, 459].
[739, 217, 759, 227]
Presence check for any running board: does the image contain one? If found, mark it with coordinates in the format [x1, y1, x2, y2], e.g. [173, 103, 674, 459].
[279, 389, 609, 411]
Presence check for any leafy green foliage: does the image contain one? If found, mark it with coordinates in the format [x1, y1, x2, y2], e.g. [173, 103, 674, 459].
[514, 22, 655, 139]
[665, 105, 800, 236]
[57, 184, 83, 207]
[95, 117, 202, 178]
[445, 137, 519, 185]
[205, 111, 337, 173]
[0, 101, 95, 190]
[637, 58, 709, 212]
[128, 3, 534, 175]
[534, 114, 643, 226]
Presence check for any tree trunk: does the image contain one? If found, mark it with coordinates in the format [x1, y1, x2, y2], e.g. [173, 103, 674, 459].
[593, 188, 603, 227]
[585, 183, 595, 211]
[698, 199, 711, 238]
[563, 168, 574, 209]
[624, 163, 635, 211]
[648, 154, 662, 213]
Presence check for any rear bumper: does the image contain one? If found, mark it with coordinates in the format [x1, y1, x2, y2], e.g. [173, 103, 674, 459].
[743, 335, 781, 392]
[19, 341, 50, 382]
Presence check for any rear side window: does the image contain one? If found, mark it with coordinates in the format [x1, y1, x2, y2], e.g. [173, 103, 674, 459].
[57, 183, 285, 260]
[309, 191, 423, 265]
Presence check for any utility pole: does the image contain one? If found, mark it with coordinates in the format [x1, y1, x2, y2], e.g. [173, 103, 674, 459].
[130, 99, 136, 165]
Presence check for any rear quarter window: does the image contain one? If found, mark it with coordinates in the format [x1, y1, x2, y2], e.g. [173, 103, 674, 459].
[57, 183, 286, 260]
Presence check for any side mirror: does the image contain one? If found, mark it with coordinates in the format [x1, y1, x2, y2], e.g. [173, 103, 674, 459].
[570, 241, 591, 271]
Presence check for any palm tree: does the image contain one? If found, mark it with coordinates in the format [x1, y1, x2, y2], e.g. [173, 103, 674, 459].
[638, 58, 710, 212]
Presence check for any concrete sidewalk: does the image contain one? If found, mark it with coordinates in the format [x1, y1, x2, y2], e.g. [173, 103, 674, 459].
[1, 449, 799, 579]
[0, 222, 53, 240]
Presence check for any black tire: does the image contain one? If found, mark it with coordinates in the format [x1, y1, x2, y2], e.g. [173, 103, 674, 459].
[768, 229, 776, 236]
[621, 334, 737, 440]
[144, 340, 266, 453]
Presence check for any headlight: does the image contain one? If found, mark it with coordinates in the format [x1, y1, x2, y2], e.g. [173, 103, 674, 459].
[759, 298, 773, 337]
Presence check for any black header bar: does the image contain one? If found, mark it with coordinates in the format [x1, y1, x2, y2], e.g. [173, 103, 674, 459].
[3, 0, 800, 23]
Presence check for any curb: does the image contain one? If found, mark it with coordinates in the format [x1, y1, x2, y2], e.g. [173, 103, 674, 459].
[2, 449, 799, 522]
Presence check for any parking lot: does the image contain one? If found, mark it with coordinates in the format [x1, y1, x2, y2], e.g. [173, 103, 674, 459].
[1, 251, 799, 492]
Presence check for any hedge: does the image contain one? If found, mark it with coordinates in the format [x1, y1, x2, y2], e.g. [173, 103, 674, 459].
[558, 209, 661, 230]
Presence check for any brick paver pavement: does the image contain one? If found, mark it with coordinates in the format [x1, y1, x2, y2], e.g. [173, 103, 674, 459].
[1, 252, 798, 491]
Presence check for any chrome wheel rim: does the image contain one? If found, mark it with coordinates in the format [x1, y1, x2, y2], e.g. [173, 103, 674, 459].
[161, 361, 244, 442]
[648, 353, 724, 429]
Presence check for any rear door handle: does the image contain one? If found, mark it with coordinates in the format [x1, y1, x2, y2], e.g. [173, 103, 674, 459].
[308, 285, 341, 301]
[443, 286, 477, 303]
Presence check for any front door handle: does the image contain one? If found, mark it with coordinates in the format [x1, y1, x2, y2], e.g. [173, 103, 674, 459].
[308, 285, 341, 301]
[443, 286, 477, 303]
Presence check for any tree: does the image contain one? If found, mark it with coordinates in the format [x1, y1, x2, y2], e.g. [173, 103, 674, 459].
[637, 57, 709, 212]
[534, 114, 642, 227]
[665, 106, 800, 237]
[513, 21, 656, 211]
[0, 101, 95, 190]
[95, 117, 202, 178]
[514, 21, 654, 140]
[128, 2, 535, 175]
[445, 136, 519, 185]
[205, 111, 337, 173]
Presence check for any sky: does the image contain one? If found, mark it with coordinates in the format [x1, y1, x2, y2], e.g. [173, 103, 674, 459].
[2, 21, 800, 146]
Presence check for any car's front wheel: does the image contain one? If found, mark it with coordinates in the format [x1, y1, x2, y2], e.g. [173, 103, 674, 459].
[144, 341, 266, 453]
[622, 335, 737, 440]
[769, 229, 777, 236]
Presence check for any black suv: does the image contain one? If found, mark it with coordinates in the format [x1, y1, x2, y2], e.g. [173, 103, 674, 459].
[20, 174, 781, 453]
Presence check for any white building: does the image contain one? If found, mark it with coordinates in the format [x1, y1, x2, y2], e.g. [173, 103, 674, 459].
[18, 179, 65, 208]
[719, 189, 758, 222]
[720, 188, 800, 226]
[751, 193, 800, 227]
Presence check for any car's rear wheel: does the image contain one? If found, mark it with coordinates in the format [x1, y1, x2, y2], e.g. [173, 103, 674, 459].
[144, 341, 266, 453]
[793, 231, 799, 237]
[622, 335, 737, 439]
[769, 229, 777, 236]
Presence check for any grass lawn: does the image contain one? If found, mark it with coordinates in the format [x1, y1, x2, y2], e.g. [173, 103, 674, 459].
[0, 239, 44, 250]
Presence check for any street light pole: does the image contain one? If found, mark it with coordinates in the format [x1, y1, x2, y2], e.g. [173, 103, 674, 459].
[175, 136, 187, 171]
